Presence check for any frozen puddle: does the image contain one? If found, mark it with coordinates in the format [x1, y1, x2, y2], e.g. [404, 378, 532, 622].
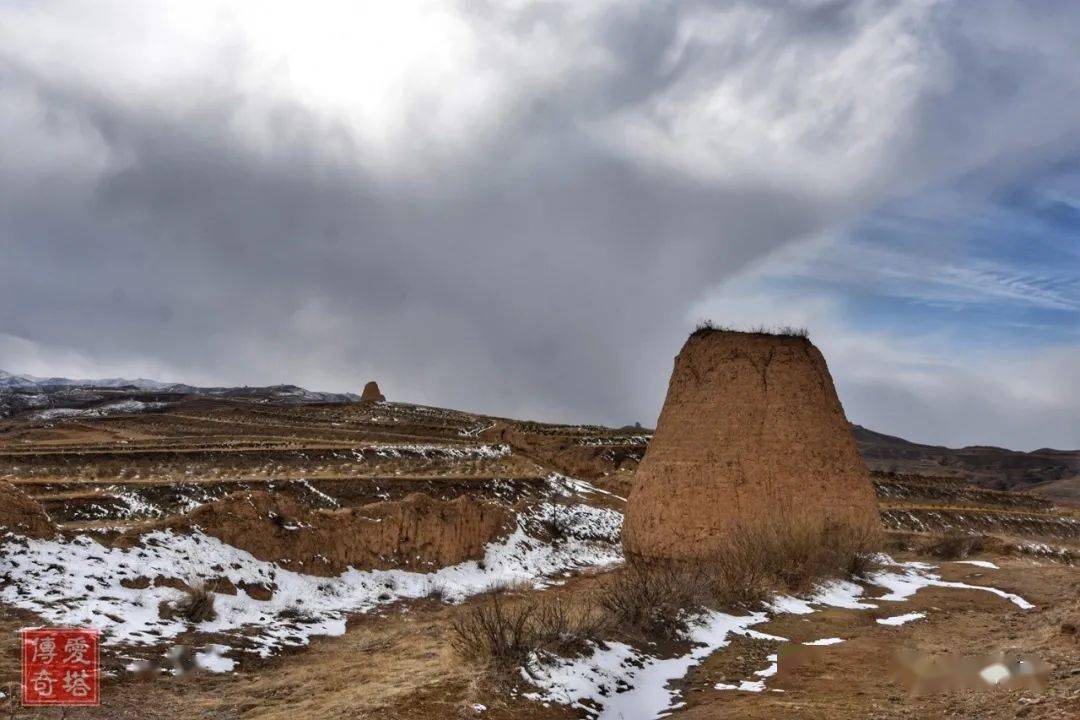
[526, 558, 1034, 719]
[0, 502, 623, 660]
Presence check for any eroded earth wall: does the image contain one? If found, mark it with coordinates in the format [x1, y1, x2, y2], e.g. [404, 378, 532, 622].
[0, 480, 55, 539]
[122, 491, 511, 575]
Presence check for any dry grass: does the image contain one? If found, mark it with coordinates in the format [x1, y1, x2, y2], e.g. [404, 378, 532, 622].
[692, 320, 810, 339]
[449, 516, 879, 677]
[450, 593, 602, 680]
[600, 518, 880, 641]
[453, 518, 881, 669]
[475, 578, 530, 597]
[595, 561, 739, 641]
[921, 529, 985, 559]
[753, 520, 880, 591]
[176, 584, 217, 623]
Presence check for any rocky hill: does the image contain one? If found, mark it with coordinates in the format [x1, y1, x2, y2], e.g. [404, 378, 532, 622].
[853, 424, 1080, 504]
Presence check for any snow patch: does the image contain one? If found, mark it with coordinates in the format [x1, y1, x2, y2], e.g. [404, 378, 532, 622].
[715, 653, 779, 693]
[0, 503, 622, 659]
[195, 644, 236, 673]
[31, 400, 169, 420]
[524, 611, 770, 719]
[527, 557, 1033, 719]
[876, 612, 926, 626]
[803, 637, 845, 646]
[869, 567, 1034, 610]
[546, 473, 626, 502]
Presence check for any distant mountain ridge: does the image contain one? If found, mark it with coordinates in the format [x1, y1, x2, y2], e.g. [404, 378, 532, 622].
[0, 369, 360, 419]
[853, 424, 1080, 504]
[0, 370, 175, 391]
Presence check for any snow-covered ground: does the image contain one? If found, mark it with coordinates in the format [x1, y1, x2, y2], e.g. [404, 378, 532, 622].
[0, 502, 622, 666]
[369, 443, 510, 460]
[714, 653, 779, 693]
[548, 472, 627, 502]
[31, 400, 170, 420]
[803, 637, 844, 646]
[525, 610, 773, 717]
[0, 474, 1035, 711]
[524, 558, 1035, 720]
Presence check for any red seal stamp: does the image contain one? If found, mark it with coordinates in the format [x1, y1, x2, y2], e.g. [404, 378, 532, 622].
[21, 628, 100, 706]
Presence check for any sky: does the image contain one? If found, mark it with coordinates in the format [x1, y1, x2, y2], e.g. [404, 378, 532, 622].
[1, 0, 1078, 451]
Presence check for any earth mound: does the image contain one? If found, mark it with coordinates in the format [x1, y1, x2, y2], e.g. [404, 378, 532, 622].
[0, 481, 55, 539]
[121, 491, 511, 575]
[360, 381, 386, 404]
[624, 329, 880, 560]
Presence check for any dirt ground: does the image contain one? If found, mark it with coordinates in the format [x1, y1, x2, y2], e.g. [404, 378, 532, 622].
[678, 559, 1080, 720]
[2, 552, 1075, 720]
[2, 400, 1077, 719]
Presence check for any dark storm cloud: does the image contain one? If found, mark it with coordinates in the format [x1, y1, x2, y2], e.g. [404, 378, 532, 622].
[2, 1, 1080, 436]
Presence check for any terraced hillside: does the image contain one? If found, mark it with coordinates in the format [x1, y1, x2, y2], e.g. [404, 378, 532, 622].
[1, 397, 1078, 720]
[854, 424, 1080, 503]
[3, 398, 1075, 546]
[873, 472, 1080, 547]
[0, 397, 642, 535]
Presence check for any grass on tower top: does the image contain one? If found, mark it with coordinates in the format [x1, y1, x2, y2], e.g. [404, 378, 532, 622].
[691, 319, 809, 340]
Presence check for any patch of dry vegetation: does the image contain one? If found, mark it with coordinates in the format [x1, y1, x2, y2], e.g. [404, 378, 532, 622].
[602, 518, 880, 640]
[595, 560, 743, 641]
[450, 593, 603, 682]
[691, 319, 809, 339]
[175, 584, 217, 623]
[453, 517, 880, 680]
[921, 528, 985, 559]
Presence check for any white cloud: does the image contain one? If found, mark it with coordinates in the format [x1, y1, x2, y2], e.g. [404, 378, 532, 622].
[598, 0, 945, 193]
[691, 256, 1080, 450]
[1, 1, 1079, 446]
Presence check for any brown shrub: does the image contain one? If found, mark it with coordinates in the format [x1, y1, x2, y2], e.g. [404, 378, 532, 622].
[594, 561, 726, 641]
[884, 531, 916, 553]
[604, 517, 880, 640]
[922, 529, 985, 560]
[743, 517, 880, 590]
[450, 594, 601, 679]
[176, 585, 217, 624]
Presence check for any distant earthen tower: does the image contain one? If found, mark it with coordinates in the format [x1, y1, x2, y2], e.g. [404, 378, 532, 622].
[623, 329, 880, 560]
[360, 381, 386, 404]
